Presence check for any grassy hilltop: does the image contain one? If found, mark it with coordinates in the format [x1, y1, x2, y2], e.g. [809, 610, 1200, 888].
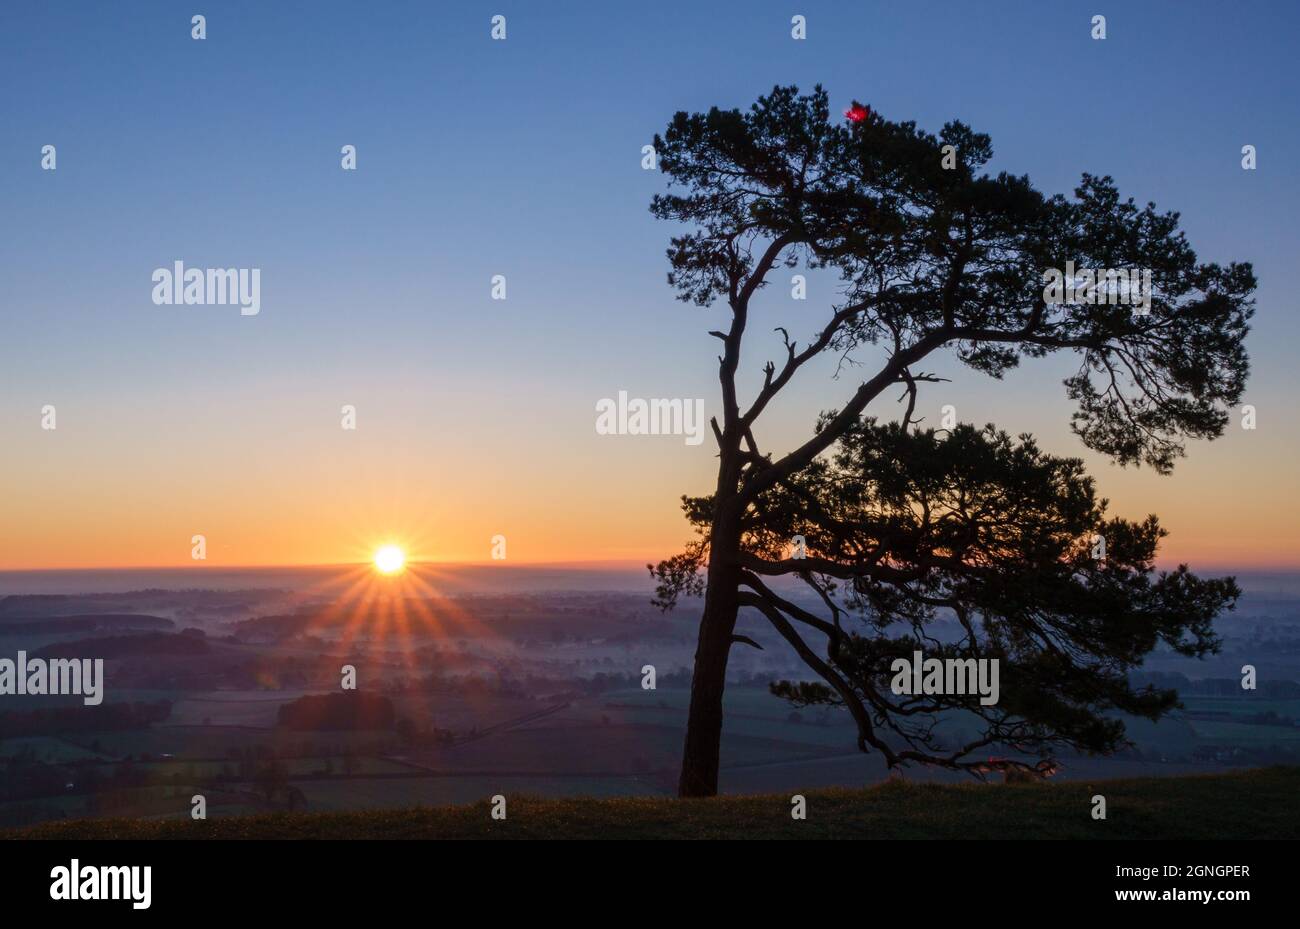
[5, 766, 1297, 840]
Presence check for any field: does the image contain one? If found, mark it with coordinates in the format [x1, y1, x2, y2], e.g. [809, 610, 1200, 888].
[297, 775, 657, 811]
[10, 682, 1297, 829]
[5, 581, 1300, 831]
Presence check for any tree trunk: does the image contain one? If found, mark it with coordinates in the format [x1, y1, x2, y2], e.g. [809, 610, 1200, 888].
[678, 319, 747, 798]
[678, 529, 740, 798]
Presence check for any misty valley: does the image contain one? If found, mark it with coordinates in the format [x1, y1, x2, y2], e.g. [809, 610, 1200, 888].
[2, 570, 1299, 829]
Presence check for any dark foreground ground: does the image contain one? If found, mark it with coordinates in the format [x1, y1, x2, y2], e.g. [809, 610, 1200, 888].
[5, 766, 1296, 840]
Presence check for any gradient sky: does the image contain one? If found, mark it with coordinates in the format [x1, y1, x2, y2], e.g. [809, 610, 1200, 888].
[1, 0, 1297, 570]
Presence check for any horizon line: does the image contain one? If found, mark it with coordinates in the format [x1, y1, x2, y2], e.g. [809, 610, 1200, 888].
[0, 559, 658, 575]
[1, 559, 1298, 576]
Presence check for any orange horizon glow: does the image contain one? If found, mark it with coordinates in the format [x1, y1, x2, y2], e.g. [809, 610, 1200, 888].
[0, 552, 1297, 575]
[3, 393, 1297, 575]
[0, 558, 660, 573]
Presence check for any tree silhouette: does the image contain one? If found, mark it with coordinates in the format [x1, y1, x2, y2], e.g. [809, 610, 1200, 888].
[648, 86, 1253, 798]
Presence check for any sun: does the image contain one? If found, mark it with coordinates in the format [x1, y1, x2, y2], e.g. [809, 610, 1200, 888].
[373, 545, 406, 575]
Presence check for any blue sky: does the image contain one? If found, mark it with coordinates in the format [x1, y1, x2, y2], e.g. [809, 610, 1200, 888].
[1, 0, 1297, 569]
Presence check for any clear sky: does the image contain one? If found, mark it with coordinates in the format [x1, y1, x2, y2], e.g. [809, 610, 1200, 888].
[1, 0, 1297, 570]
